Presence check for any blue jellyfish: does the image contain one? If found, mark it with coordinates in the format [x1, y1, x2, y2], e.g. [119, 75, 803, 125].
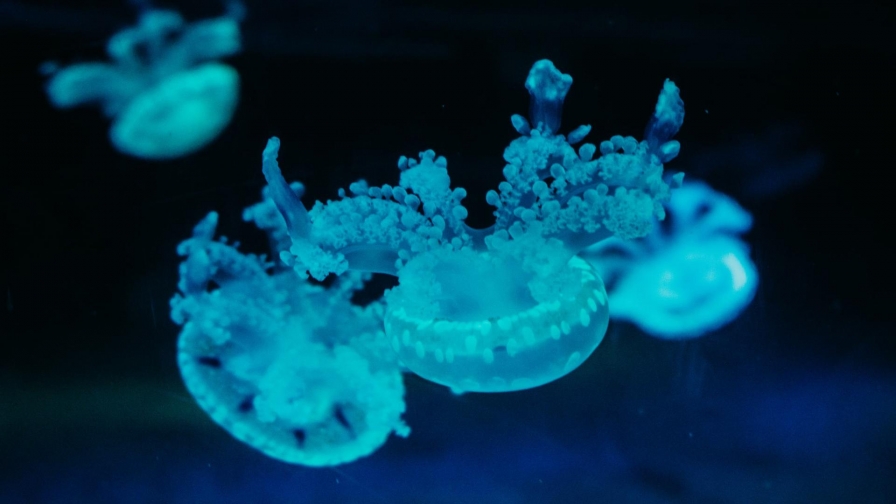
[170, 188, 409, 467]
[584, 180, 758, 339]
[44, 4, 242, 160]
[260, 60, 686, 393]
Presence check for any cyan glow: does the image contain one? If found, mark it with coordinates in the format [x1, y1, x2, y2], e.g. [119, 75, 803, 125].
[170, 195, 409, 467]
[585, 181, 758, 339]
[260, 60, 686, 393]
[44, 4, 242, 159]
[723, 252, 750, 291]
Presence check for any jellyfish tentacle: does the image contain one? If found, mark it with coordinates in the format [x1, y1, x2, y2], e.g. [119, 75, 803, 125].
[263, 141, 475, 280]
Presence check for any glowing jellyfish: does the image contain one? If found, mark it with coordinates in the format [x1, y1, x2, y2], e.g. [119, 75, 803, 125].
[584, 180, 758, 339]
[45, 5, 242, 160]
[170, 189, 409, 467]
[260, 60, 686, 393]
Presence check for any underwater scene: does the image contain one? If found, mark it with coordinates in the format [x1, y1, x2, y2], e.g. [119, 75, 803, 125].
[2, 0, 894, 502]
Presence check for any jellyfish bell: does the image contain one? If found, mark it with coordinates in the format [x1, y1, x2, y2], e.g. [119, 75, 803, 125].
[586, 181, 758, 339]
[109, 62, 239, 159]
[609, 235, 757, 339]
[384, 248, 610, 393]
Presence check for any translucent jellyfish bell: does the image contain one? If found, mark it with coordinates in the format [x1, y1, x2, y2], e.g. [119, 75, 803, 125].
[260, 60, 687, 394]
[384, 248, 610, 393]
[45, 6, 242, 160]
[109, 63, 239, 158]
[585, 181, 758, 339]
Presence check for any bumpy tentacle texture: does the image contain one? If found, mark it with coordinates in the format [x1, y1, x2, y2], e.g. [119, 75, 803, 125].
[170, 192, 409, 467]
[583, 181, 758, 339]
[44, 4, 243, 159]
[262, 60, 686, 393]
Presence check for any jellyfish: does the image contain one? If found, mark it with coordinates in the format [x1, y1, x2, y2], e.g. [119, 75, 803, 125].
[170, 188, 409, 467]
[260, 60, 686, 393]
[44, 3, 243, 160]
[583, 180, 758, 339]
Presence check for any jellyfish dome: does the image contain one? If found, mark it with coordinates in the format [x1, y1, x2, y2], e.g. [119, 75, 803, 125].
[170, 195, 409, 467]
[109, 63, 238, 159]
[260, 60, 686, 393]
[45, 6, 242, 160]
[585, 180, 758, 339]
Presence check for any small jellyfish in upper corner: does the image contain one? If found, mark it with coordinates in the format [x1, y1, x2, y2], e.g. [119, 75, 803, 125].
[44, 2, 244, 160]
[169, 187, 409, 467]
[583, 180, 758, 339]
[260, 60, 687, 393]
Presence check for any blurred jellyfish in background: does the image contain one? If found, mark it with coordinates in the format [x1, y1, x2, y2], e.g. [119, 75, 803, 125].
[170, 189, 409, 467]
[583, 180, 758, 339]
[43, 1, 244, 160]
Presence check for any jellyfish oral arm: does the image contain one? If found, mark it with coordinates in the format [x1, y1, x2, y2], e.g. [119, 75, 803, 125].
[262, 60, 685, 282]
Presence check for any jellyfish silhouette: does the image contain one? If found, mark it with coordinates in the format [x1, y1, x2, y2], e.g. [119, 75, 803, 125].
[44, 4, 242, 159]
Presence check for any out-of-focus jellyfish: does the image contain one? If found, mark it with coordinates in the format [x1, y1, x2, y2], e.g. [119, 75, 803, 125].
[44, 3, 243, 160]
[583, 180, 758, 339]
[260, 60, 686, 393]
[170, 188, 409, 467]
